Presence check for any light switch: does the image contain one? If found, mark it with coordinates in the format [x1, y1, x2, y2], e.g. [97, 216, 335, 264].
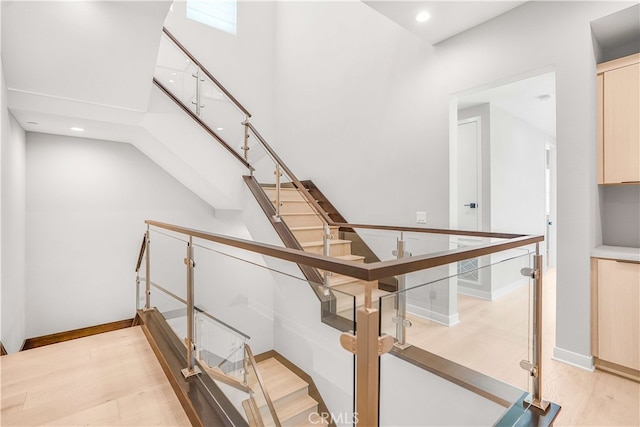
[416, 211, 427, 224]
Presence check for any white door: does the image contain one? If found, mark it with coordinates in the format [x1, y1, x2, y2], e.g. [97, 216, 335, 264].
[456, 118, 482, 232]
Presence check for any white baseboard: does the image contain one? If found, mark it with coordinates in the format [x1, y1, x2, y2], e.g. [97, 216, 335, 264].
[552, 346, 594, 371]
[457, 286, 492, 300]
[407, 304, 459, 327]
[457, 278, 528, 301]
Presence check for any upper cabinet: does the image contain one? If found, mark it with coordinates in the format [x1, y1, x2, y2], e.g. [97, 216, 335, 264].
[597, 53, 640, 185]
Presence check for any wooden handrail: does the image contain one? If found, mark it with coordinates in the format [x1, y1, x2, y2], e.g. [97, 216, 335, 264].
[328, 223, 527, 240]
[145, 220, 543, 282]
[245, 123, 333, 225]
[245, 344, 281, 427]
[135, 233, 147, 273]
[162, 27, 251, 118]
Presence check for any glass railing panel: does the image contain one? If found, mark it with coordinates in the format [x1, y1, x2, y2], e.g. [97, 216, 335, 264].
[380, 251, 533, 390]
[155, 33, 199, 112]
[188, 238, 356, 424]
[195, 310, 250, 420]
[338, 228, 400, 262]
[150, 282, 188, 340]
[245, 346, 278, 427]
[147, 229, 190, 338]
[198, 73, 246, 159]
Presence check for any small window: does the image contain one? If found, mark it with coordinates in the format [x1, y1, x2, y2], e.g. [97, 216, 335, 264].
[186, 1, 237, 36]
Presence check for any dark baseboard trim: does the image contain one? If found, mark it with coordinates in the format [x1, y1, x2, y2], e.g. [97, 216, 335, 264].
[255, 349, 336, 427]
[20, 318, 134, 351]
[136, 309, 248, 427]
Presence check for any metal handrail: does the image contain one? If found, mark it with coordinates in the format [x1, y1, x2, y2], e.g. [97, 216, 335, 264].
[245, 344, 281, 427]
[146, 220, 543, 282]
[162, 27, 251, 118]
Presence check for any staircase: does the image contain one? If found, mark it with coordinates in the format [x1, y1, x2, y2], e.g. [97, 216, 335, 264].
[248, 357, 327, 426]
[262, 186, 390, 314]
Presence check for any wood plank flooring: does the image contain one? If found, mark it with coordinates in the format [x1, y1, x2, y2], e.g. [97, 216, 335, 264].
[403, 269, 640, 426]
[1, 326, 190, 426]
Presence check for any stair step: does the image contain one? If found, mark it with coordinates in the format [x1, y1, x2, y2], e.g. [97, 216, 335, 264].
[279, 212, 324, 227]
[331, 281, 391, 312]
[251, 358, 324, 426]
[255, 358, 309, 405]
[334, 254, 366, 263]
[262, 187, 307, 201]
[271, 199, 318, 214]
[274, 394, 318, 426]
[290, 225, 339, 243]
[327, 273, 361, 287]
[301, 239, 352, 256]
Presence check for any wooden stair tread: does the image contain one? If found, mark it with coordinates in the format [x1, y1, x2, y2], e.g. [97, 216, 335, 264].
[334, 254, 366, 262]
[331, 282, 390, 299]
[290, 225, 338, 231]
[328, 274, 360, 286]
[255, 358, 309, 401]
[300, 239, 350, 247]
[275, 394, 318, 423]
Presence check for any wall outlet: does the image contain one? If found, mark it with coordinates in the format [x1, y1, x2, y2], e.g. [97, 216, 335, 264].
[416, 211, 427, 224]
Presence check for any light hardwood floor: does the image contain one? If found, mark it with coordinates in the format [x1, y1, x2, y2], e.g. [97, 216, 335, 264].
[0, 326, 190, 426]
[402, 268, 640, 426]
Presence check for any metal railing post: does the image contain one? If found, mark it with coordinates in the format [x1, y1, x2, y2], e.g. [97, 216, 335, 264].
[182, 236, 201, 378]
[394, 233, 411, 349]
[145, 227, 151, 310]
[243, 117, 250, 163]
[192, 68, 204, 117]
[323, 223, 332, 287]
[273, 165, 282, 222]
[523, 244, 549, 412]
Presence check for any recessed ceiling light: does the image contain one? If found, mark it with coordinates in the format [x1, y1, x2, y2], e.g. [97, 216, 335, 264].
[169, 79, 175, 83]
[416, 11, 431, 23]
[216, 127, 224, 131]
[70, 127, 85, 132]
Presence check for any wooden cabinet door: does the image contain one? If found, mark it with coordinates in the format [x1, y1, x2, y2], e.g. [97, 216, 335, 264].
[603, 62, 640, 184]
[597, 259, 640, 370]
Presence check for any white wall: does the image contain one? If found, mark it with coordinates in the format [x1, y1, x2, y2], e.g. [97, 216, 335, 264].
[24, 132, 259, 338]
[272, 0, 635, 368]
[1, 54, 27, 352]
[489, 105, 547, 235]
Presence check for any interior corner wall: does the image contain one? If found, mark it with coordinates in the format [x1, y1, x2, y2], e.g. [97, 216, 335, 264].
[271, 1, 636, 365]
[1, 56, 27, 353]
[24, 132, 253, 338]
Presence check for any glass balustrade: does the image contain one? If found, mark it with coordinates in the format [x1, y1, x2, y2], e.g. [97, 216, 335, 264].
[140, 224, 356, 426]
[378, 250, 536, 425]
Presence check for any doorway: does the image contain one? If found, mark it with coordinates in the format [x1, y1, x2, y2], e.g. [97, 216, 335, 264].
[450, 70, 557, 287]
